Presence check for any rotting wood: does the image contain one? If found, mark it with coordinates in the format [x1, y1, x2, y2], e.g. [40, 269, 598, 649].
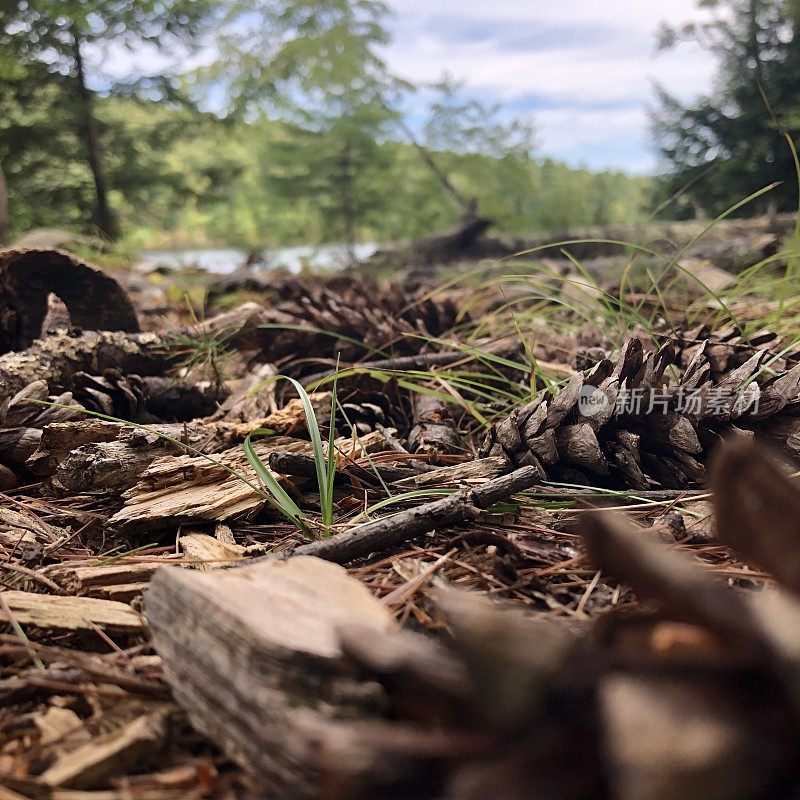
[0, 380, 84, 464]
[27, 404, 330, 491]
[27, 417, 264, 477]
[0, 247, 139, 353]
[268, 449, 422, 484]
[0, 328, 167, 398]
[393, 456, 507, 489]
[109, 429, 385, 534]
[35, 419, 269, 492]
[6, 243, 800, 797]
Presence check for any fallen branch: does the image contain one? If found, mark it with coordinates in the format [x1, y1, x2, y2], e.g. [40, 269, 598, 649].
[248, 464, 542, 565]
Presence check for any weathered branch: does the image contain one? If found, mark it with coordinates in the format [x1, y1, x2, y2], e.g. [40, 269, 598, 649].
[250, 465, 542, 565]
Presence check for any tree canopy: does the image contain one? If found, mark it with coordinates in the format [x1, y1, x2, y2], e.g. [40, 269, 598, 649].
[0, 0, 219, 237]
[653, 0, 800, 217]
[0, 0, 651, 247]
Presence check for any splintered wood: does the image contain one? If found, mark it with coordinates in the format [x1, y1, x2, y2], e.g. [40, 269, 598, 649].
[109, 429, 384, 533]
[0, 592, 144, 633]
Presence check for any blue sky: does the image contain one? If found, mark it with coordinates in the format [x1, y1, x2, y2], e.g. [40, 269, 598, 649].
[90, 0, 717, 175]
[384, 0, 717, 173]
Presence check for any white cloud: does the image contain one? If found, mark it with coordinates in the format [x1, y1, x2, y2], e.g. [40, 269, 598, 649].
[384, 0, 718, 169]
[390, 0, 702, 30]
[532, 107, 653, 172]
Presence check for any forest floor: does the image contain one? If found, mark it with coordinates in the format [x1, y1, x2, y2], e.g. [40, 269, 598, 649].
[2, 216, 800, 799]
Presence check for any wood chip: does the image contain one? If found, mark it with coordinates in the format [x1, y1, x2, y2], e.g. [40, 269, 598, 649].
[0, 591, 144, 633]
[179, 532, 244, 568]
[40, 708, 170, 789]
[145, 556, 395, 794]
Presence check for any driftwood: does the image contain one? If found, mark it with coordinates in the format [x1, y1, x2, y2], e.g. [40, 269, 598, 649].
[367, 201, 493, 269]
[365, 212, 798, 271]
[0, 248, 139, 353]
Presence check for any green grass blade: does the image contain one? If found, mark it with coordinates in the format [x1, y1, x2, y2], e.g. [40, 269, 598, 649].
[282, 377, 332, 527]
[243, 429, 307, 530]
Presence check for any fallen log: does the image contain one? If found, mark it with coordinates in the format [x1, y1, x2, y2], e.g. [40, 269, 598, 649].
[367, 201, 493, 269]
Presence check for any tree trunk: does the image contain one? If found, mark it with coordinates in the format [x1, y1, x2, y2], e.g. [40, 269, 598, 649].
[341, 139, 356, 262]
[71, 27, 117, 240]
[0, 160, 9, 245]
[397, 117, 470, 212]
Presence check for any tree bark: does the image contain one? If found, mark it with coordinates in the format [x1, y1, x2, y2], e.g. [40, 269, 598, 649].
[71, 27, 117, 240]
[0, 329, 167, 398]
[0, 159, 9, 245]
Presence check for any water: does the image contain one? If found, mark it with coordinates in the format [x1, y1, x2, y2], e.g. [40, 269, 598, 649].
[139, 242, 378, 274]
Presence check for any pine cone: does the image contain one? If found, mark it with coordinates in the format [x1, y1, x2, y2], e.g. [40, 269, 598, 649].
[0, 380, 84, 465]
[260, 275, 468, 369]
[408, 391, 465, 457]
[337, 380, 410, 438]
[481, 337, 800, 490]
[72, 370, 149, 421]
[660, 322, 800, 380]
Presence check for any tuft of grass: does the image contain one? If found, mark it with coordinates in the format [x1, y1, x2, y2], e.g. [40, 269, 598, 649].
[243, 371, 340, 534]
[169, 294, 234, 386]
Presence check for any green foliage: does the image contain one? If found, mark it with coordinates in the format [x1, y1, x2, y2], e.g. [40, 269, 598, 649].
[653, 0, 800, 216]
[0, 0, 221, 237]
[90, 105, 646, 248]
[211, 0, 401, 251]
[0, 0, 649, 245]
[243, 430, 308, 532]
